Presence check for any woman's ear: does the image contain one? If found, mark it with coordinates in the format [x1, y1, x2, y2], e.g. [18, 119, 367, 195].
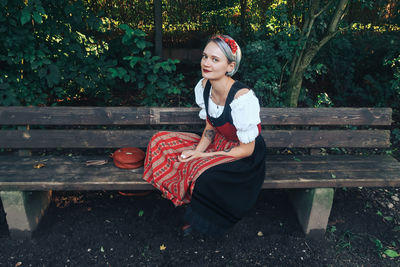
[227, 61, 236, 74]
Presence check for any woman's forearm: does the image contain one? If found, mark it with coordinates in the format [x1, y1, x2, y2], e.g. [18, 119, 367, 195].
[195, 121, 215, 152]
[209, 141, 255, 159]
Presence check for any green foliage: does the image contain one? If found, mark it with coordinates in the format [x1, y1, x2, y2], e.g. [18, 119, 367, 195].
[232, 2, 338, 108]
[336, 230, 358, 251]
[308, 29, 400, 112]
[107, 24, 186, 106]
[0, 0, 184, 106]
[1, 0, 399, 109]
[0, 0, 106, 106]
[385, 54, 400, 109]
[239, 37, 288, 107]
[314, 93, 334, 107]
[84, 0, 240, 48]
[370, 236, 400, 258]
[234, 4, 299, 107]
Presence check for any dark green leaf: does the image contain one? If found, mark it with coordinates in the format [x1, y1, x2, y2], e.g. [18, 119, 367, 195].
[127, 57, 141, 68]
[162, 64, 171, 72]
[46, 64, 60, 87]
[32, 11, 42, 24]
[20, 8, 31, 26]
[117, 68, 127, 78]
[108, 68, 119, 78]
[38, 68, 47, 78]
[136, 40, 147, 50]
[157, 81, 168, 89]
[133, 29, 147, 37]
[147, 74, 157, 83]
[120, 24, 133, 42]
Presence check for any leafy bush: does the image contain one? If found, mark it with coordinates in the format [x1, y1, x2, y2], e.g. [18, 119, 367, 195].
[312, 31, 400, 109]
[239, 37, 289, 107]
[0, 0, 185, 107]
[107, 25, 187, 106]
[0, 0, 107, 106]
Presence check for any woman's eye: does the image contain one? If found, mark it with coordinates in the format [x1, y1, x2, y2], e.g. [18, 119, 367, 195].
[212, 58, 218, 62]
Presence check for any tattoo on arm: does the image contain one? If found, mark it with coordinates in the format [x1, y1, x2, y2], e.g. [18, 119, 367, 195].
[224, 148, 232, 153]
[205, 129, 216, 142]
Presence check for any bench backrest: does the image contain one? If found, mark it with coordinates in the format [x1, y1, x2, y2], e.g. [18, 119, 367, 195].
[0, 107, 392, 149]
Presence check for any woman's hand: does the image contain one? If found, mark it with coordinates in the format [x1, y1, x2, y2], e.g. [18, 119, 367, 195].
[178, 150, 205, 162]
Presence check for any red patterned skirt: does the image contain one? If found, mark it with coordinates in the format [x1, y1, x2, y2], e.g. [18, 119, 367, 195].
[143, 131, 239, 206]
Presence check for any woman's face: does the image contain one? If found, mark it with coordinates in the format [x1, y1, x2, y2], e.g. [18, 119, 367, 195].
[201, 41, 235, 80]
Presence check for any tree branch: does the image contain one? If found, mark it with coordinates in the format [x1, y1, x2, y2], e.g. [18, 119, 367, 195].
[328, 0, 349, 33]
[292, 0, 320, 74]
[317, 31, 338, 51]
[314, 0, 335, 19]
[280, 60, 290, 90]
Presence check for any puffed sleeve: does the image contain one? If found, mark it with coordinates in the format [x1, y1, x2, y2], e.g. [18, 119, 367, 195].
[230, 90, 261, 144]
[194, 78, 207, 120]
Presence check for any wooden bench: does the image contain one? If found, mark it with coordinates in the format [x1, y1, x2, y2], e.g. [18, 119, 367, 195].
[1, 106, 399, 239]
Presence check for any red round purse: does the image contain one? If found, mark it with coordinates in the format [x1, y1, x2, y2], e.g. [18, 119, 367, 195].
[111, 147, 145, 169]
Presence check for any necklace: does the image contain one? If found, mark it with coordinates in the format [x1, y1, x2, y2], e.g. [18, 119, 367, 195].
[210, 78, 231, 107]
[210, 92, 222, 110]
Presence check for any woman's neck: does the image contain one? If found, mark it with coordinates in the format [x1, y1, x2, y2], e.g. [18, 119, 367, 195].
[209, 76, 234, 97]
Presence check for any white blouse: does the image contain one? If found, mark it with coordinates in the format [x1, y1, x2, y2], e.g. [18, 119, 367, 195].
[194, 78, 261, 144]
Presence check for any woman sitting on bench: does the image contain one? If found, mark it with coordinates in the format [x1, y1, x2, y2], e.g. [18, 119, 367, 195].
[143, 34, 266, 238]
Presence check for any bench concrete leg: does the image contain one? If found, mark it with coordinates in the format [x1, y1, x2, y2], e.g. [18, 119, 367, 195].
[0, 191, 52, 238]
[288, 188, 334, 239]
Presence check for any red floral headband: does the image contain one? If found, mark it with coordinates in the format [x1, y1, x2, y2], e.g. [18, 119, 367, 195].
[213, 35, 238, 54]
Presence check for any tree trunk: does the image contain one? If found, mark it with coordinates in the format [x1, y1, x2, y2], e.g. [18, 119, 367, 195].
[154, 0, 162, 58]
[287, 69, 306, 107]
[240, 0, 248, 36]
[286, 0, 350, 107]
[287, 47, 319, 107]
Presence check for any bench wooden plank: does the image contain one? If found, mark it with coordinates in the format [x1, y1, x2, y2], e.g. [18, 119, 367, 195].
[0, 129, 390, 148]
[258, 108, 392, 126]
[265, 130, 390, 148]
[3, 155, 398, 172]
[0, 107, 152, 125]
[0, 107, 392, 126]
[0, 155, 399, 190]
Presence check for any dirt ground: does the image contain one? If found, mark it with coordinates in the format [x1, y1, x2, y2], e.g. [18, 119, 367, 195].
[1, 186, 400, 267]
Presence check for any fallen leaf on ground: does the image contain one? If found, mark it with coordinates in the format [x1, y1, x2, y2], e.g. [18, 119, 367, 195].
[384, 249, 399, 258]
[33, 163, 45, 169]
[257, 231, 264, 237]
[15, 262, 22, 267]
[160, 244, 166, 251]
